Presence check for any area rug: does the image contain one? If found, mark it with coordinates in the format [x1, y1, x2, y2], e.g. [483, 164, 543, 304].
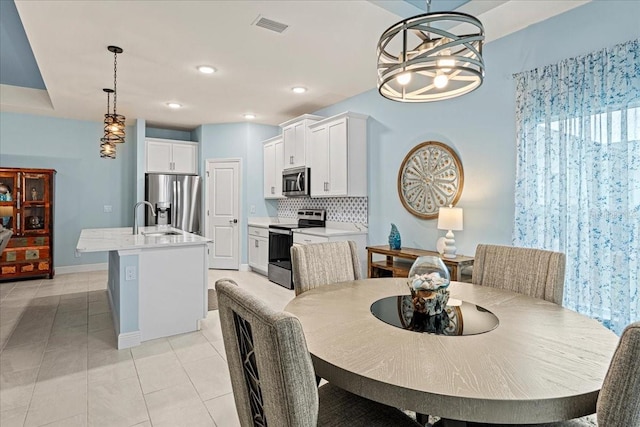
[208, 288, 218, 311]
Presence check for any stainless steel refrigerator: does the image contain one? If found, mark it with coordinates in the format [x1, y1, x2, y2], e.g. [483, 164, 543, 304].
[145, 173, 202, 234]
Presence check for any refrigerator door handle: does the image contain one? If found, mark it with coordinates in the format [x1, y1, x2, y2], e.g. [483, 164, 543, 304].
[172, 179, 178, 227]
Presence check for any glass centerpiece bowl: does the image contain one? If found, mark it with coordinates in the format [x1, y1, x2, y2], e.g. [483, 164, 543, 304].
[407, 256, 451, 315]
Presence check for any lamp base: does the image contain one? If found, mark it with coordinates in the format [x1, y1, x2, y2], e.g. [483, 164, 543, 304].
[442, 230, 457, 259]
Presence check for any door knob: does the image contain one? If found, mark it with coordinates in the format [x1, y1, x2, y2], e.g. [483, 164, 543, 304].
[229, 219, 238, 224]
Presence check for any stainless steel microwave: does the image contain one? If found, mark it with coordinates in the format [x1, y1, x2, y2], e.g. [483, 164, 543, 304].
[282, 167, 309, 197]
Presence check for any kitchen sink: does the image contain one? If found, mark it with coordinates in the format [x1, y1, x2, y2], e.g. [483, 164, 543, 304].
[142, 231, 182, 237]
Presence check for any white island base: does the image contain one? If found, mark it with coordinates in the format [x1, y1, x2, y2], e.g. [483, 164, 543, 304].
[77, 227, 210, 349]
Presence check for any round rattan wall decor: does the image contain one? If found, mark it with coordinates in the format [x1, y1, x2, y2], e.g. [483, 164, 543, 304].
[397, 141, 464, 219]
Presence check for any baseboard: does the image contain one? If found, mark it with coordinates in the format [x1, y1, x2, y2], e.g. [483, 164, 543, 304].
[118, 331, 141, 349]
[56, 263, 108, 275]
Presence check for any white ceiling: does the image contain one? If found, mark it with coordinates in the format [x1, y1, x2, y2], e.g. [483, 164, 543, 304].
[2, 0, 588, 130]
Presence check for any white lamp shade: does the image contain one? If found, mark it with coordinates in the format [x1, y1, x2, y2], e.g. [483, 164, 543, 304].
[437, 206, 463, 231]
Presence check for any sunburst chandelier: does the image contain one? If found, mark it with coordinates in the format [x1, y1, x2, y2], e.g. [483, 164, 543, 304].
[100, 45, 125, 159]
[377, 0, 485, 102]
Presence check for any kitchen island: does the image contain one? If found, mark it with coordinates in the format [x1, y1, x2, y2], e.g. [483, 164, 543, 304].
[76, 226, 211, 349]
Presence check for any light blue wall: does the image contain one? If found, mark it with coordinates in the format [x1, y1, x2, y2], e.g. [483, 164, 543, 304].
[199, 122, 279, 262]
[313, 0, 640, 257]
[145, 127, 193, 141]
[0, 112, 136, 267]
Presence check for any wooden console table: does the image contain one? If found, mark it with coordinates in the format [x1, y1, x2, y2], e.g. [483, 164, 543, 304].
[366, 245, 474, 282]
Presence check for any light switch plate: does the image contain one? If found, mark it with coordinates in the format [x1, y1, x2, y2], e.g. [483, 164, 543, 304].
[103, 205, 113, 213]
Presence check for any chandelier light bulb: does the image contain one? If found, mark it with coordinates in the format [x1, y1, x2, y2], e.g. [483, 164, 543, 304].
[396, 72, 412, 86]
[434, 73, 449, 89]
[437, 57, 455, 72]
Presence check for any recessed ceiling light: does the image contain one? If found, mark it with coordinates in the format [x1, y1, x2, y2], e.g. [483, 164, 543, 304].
[292, 87, 307, 94]
[244, 113, 256, 120]
[197, 66, 216, 74]
[167, 103, 182, 109]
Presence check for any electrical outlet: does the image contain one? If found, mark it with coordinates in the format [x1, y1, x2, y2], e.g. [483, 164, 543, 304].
[103, 205, 113, 213]
[250, 205, 256, 214]
[125, 266, 137, 281]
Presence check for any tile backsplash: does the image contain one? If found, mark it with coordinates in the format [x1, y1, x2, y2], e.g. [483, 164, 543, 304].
[278, 197, 368, 224]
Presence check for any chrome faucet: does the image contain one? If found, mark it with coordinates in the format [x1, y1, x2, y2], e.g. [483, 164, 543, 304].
[133, 201, 156, 235]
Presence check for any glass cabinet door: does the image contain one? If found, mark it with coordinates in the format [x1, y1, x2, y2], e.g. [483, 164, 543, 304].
[21, 173, 50, 234]
[0, 171, 18, 232]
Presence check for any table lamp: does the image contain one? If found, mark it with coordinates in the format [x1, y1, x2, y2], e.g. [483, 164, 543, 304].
[437, 205, 463, 259]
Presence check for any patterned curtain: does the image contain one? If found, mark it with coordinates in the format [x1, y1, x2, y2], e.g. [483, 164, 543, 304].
[513, 39, 640, 335]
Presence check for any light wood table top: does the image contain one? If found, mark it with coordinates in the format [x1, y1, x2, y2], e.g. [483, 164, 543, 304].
[284, 278, 618, 424]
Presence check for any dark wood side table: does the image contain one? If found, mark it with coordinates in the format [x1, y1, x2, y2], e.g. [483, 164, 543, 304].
[366, 245, 474, 282]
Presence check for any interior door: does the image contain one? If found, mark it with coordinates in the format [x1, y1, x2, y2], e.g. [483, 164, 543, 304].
[206, 159, 241, 269]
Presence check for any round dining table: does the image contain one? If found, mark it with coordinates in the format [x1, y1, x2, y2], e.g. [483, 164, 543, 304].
[284, 278, 619, 425]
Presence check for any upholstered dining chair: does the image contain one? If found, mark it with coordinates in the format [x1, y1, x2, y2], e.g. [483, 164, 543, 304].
[471, 321, 640, 427]
[290, 240, 361, 296]
[472, 244, 566, 305]
[215, 279, 421, 427]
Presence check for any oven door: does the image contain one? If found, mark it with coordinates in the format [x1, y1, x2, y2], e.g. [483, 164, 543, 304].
[282, 167, 309, 197]
[268, 228, 294, 289]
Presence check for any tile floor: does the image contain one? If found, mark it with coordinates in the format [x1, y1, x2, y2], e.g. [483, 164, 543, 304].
[0, 269, 294, 427]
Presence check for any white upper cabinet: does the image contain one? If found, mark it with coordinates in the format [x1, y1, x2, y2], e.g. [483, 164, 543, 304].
[280, 114, 324, 168]
[146, 138, 198, 174]
[308, 112, 368, 198]
[263, 135, 285, 199]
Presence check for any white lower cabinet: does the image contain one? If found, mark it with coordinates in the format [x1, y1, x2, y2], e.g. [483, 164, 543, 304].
[248, 226, 269, 275]
[293, 231, 368, 278]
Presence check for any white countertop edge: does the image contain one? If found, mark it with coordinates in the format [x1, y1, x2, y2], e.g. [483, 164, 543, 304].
[248, 217, 299, 228]
[76, 226, 212, 253]
[293, 227, 368, 237]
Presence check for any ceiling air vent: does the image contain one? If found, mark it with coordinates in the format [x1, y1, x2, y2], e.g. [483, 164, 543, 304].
[252, 15, 289, 34]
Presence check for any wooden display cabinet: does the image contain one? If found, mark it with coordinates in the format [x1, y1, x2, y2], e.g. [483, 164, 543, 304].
[0, 168, 56, 280]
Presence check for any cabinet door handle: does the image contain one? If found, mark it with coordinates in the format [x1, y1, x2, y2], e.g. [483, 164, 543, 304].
[326, 181, 329, 192]
[271, 186, 274, 194]
[290, 155, 294, 164]
[255, 240, 259, 248]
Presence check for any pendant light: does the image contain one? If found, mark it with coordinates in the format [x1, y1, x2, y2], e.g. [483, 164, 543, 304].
[99, 45, 125, 159]
[377, 0, 485, 102]
[99, 88, 116, 159]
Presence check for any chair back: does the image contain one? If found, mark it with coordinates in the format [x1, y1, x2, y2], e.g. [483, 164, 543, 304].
[0, 228, 12, 254]
[215, 279, 319, 427]
[472, 244, 565, 304]
[290, 240, 361, 296]
[597, 322, 640, 426]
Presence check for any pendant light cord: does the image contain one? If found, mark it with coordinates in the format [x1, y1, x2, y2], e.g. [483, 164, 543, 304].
[113, 51, 118, 116]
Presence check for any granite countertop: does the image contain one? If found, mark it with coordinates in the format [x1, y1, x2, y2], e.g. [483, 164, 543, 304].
[293, 227, 367, 237]
[76, 226, 212, 253]
[248, 217, 297, 228]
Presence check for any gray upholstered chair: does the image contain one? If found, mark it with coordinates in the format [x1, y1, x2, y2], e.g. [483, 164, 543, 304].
[290, 240, 361, 296]
[472, 244, 566, 305]
[480, 321, 640, 427]
[215, 279, 420, 427]
[0, 227, 12, 255]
